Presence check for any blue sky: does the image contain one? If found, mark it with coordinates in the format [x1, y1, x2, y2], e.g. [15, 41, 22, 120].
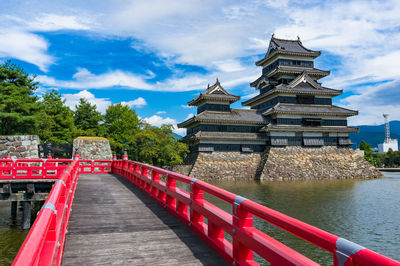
[1, 0, 400, 135]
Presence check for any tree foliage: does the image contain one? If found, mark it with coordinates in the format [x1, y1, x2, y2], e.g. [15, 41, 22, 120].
[134, 124, 188, 166]
[0, 60, 41, 135]
[38, 90, 75, 143]
[103, 103, 141, 156]
[73, 98, 103, 136]
[359, 140, 400, 167]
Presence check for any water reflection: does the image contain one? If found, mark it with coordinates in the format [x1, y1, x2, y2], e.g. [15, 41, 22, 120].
[0, 202, 28, 266]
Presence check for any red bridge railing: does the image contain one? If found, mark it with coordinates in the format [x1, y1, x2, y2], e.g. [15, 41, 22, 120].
[3, 156, 399, 266]
[12, 158, 80, 265]
[0, 157, 72, 179]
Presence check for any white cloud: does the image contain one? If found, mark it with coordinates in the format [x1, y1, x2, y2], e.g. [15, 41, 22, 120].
[213, 59, 246, 73]
[181, 104, 194, 109]
[62, 90, 111, 113]
[186, 113, 195, 119]
[38, 68, 153, 90]
[0, 12, 93, 70]
[241, 92, 258, 100]
[156, 111, 166, 114]
[121, 97, 147, 108]
[28, 13, 91, 31]
[0, 30, 54, 71]
[339, 80, 400, 125]
[143, 115, 185, 135]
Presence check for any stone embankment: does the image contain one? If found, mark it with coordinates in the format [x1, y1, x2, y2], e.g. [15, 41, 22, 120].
[0, 135, 39, 158]
[175, 146, 382, 180]
[260, 146, 382, 180]
[72, 137, 112, 160]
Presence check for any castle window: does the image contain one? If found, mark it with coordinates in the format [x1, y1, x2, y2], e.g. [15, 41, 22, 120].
[218, 125, 227, 131]
[302, 118, 321, 127]
[297, 95, 315, 104]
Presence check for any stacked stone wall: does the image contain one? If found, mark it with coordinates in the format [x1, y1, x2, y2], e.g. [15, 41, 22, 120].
[260, 146, 382, 180]
[188, 152, 262, 180]
[72, 137, 112, 160]
[0, 135, 39, 158]
[180, 146, 382, 180]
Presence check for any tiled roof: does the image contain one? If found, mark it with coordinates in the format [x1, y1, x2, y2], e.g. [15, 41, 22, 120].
[267, 66, 330, 78]
[242, 84, 342, 106]
[178, 109, 267, 128]
[256, 36, 321, 66]
[262, 103, 358, 117]
[188, 79, 240, 106]
[270, 37, 318, 54]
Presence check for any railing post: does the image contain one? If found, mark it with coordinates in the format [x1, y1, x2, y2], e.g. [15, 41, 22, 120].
[166, 174, 176, 211]
[141, 166, 148, 189]
[127, 162, 133, 182]
[133, 163, 140, 184]
[151, 170, 159, 199]
[190, 180, 204, 230]
[232, 196, 253, 265]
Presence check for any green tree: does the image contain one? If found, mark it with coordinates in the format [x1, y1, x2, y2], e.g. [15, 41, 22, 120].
[134, 124, 188, 166]
[359, 140, 372, 153]
[0, 60, 41, 135]
[38, 90, 75, 143]
[103, 103, 141, 156]
[73, 98, 102, 136]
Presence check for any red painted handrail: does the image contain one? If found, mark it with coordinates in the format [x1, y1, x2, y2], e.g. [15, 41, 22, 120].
[112, 159, 400, 266]
[78, 159, 112, 174]
[12, 159, 80, 266]
[0, 158, 72, 179]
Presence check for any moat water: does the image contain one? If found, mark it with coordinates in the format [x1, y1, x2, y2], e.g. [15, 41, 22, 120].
[1, 172, 399, 265]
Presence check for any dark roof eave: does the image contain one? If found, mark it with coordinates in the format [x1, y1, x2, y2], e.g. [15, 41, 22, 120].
[255, 50, 322, 66]
[188, 95, 240, 106]
[242, 87, 343, 106]
[263, 110, 358, 117]
[267, 68, 330, 78]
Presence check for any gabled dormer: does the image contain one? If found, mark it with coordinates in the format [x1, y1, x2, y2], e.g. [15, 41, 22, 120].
[188, 79, 240, 114]
[288, 72, 322, 89]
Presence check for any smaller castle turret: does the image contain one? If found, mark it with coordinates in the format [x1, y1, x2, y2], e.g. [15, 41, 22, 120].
[178, 80, 266, 153]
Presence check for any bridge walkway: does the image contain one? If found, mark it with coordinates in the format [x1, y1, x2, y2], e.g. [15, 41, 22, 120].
[62, 173, 226, 265]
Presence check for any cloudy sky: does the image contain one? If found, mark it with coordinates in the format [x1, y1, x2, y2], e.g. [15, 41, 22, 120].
[1, 0, 399, 135]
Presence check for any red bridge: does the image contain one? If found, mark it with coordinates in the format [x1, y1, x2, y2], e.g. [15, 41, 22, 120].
[1, 155, 399, 265]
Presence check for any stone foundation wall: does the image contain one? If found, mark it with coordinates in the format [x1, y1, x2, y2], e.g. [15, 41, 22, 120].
[260, 146, 382, 180]
[0, 135, 39, 158]
[188, 152, 262, 180]
[72, 137, 112, 160]
[170, 165, 192, 176]
[180, 146, 382, 180]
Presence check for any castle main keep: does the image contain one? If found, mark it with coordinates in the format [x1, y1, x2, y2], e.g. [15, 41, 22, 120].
[176, 36, 382, 180]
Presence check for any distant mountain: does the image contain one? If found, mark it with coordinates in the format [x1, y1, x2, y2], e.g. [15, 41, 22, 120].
[350, 121, 400, 149]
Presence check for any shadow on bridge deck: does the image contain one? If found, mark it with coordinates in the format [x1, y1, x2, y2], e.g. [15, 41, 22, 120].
[62, 173, 227, 265]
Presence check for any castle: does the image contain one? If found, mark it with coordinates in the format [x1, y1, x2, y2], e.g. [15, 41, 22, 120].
[176, 36, 382, 180]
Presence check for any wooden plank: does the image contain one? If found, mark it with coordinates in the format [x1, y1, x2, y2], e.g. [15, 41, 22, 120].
[63, 173, 227, 265]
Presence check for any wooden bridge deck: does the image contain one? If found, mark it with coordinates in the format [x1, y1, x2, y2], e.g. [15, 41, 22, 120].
[62, 173, 227, 265]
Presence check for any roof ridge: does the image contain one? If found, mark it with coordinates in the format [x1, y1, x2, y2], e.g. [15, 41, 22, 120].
[272, 36, 301, 43]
